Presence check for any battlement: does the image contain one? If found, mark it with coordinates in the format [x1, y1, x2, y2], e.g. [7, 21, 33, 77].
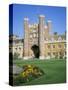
[29, 23, 38, 28]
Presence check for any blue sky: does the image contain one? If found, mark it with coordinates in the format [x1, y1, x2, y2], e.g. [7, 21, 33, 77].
[10, 4, 66, 38]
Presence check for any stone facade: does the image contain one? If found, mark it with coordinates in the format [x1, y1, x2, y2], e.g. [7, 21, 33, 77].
[23, 15, 66, 59]
[9, 35, 23, 59]
[9, 15, 66, 59]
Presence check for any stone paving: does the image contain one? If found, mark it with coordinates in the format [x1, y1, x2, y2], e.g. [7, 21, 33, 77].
[13, 64, 23, 75]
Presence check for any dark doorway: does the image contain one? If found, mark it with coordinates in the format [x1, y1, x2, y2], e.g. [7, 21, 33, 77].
[31, 45, 39, 58]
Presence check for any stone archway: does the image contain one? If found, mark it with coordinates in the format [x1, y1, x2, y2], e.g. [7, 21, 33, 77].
[31, 45, 39, 58]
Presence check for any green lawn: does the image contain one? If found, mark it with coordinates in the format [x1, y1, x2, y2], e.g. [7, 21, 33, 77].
[13, 59, 66, 85]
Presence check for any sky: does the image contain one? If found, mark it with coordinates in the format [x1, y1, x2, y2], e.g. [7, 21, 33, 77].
[9, 4, 66, 38]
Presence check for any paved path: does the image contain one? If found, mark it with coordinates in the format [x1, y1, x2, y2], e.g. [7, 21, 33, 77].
[13, 64, 23, 74]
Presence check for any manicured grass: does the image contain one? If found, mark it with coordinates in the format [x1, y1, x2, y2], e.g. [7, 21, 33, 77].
[13, 59, 66, 85]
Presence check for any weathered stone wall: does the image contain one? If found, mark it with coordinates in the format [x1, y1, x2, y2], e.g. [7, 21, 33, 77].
[23, 18, 29, 59]
[39, 15, 45, 59]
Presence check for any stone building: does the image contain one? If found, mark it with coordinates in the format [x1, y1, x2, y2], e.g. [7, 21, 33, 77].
[9, 15, 66, 59]
[9, 35, 23, 59]
[23, 15, 66, 59]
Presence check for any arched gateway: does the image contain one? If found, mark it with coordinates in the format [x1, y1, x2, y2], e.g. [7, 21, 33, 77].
[23, 15, 51, 59]
[31, 45, 39, 58]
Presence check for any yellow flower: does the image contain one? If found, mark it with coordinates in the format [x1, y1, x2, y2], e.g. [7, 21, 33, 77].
[28, 68, 33, 73]
[22, 71, 26, 77]
[28, 65, 32, 68]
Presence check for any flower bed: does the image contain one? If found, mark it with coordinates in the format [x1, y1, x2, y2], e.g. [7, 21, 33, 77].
[13, 65, 44, 85]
